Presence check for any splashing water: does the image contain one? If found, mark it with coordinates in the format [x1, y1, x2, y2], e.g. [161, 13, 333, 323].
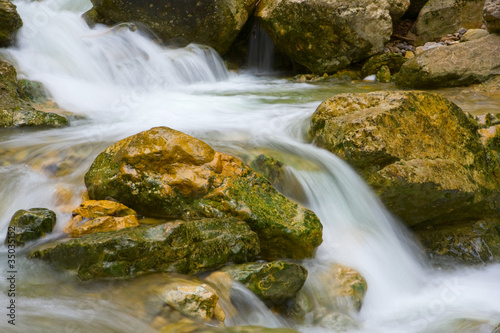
[1, 0, 499, 332]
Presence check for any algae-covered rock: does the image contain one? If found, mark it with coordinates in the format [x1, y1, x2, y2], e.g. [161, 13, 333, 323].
[64, 200, 139, 237]
[395, 34, 500, 88]
[483, 0, 500, 32]
[221, 260, 308, 306]
[255, 0, 393, 73]
[85, 127, 322, 260]
[414, 0, 486, 44]
[83, 0, 257, 54]
[0, 0, 22, 47]
[376, 65, 392, 83]
[0, 59, 68, 128]
[5, 208, 56, 247]
[415, 219, 500, 265]
[310, 91, 500, 227]
[361, 53, 407, 78]
[30, 218, 260, 280]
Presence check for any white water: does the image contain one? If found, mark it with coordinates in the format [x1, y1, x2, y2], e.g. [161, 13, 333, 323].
[1, 0, 499, 332]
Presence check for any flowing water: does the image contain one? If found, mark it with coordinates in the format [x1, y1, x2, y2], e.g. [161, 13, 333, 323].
[1, 0, 500, 332]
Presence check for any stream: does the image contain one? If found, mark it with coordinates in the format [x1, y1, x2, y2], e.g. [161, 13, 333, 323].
[1, 0, 500, 332]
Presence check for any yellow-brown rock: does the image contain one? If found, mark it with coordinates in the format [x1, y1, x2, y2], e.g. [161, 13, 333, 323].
[84, 127, 322, 260]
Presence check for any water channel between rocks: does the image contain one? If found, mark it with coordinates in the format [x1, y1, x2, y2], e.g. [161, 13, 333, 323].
[1, 0, 500, 332]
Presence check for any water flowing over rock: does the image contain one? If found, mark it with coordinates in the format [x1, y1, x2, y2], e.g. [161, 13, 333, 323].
[395, 34, 500, 88]
[254, 0, 393, 73]
[221, 261, 308, 306]
[30, 218, 260, 280]
[0, 0, 22, 47]
[84, 127, 323, 260]
[83, 0, 258, 54]
[413, 0, 486, 44]
[5, 208, 56, 247]
[310, 91, 500, 228]
[484, 0, 500, 32]
[0, 59, 67, 128]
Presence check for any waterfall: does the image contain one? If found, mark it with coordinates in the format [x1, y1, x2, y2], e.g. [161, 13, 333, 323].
[247, 20, 275, 74]
[1, 0, 500, 332]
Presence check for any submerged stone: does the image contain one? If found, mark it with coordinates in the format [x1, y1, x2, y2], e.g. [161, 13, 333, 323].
[30, 218, 260, 280]
[84, 127, 322, 260]
[221, 260, 308, 306]
[5, 208, 57, 247]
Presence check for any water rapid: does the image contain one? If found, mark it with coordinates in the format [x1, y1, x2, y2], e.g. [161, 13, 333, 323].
[1, 0, 499, 332]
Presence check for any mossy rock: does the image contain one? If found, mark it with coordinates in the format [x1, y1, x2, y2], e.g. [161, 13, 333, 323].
[5, 208, 56, 247]
[361, 53, 407, 78]
[30, 218, 260, 280]
[221, 260, 308, 306]
[84, 127, 322, 260]
[310, 91, 500, 228]
[0, 0, 22, 47]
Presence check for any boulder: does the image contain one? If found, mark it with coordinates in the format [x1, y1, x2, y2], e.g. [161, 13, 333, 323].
[164, 285, 220, 322]
[64, 200, 139, 237]
[0, 0, 22, 47]
[484, 0, 500, 32]
[5, 208, 56, 247]
[221, 260, 307, 306]
[84, 127, 322, 260]
[30, 218, 260, 280]
[387, 0, 411, 20]
[415, 219, 500, 265]
[83, 0, 258, 54]
[254, 0, 393, 73]
[460, 29, 489, 42]
[395, 34, 500, 88]
[360, 53, 407, 78]
[310, 91, 500, 228]
[0, 59, 68, 128]
[414, 0, 486, 44]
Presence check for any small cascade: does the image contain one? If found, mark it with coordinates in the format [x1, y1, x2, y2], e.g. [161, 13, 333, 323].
[247, 20, 276, 74]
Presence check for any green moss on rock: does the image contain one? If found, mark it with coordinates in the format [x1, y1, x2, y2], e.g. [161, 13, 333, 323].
[0, 0, 22, 47]
[5, 208, 56, 247]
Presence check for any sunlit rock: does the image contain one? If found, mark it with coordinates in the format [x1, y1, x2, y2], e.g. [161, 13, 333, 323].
[85, 127, 322, 260]
[164, 285, 220, 322]
[310, 91, 500, 228]
[5, 208, 56, 247]
[64, 200, 139, 237]
[30, 218, 260, 280]
[254, 0, 392, 73]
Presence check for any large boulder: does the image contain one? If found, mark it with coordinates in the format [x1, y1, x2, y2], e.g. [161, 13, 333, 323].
[310, 91, 500, 228]
[395, 34, 500, 88]
[254, 0, 393, 73]
[484, 0, 500, 32]
[413, 0, 486, 44]
[221, 260, 308, 306]
[4, 208, 56, 247]
[83, 0, 258, 55]
[30, 218, 260, 280]
[84, 127, 322, 260]
[0, 59, 68, 128]
[0, 0, 22, 47]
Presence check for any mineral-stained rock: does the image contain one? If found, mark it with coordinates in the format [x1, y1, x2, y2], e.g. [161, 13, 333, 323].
[84, 127, 322, 260]
[396, 34, 500, 88]
[310, 91, 500, 227]
[5, 208, 56, 247]
[254, 0, 393, 73]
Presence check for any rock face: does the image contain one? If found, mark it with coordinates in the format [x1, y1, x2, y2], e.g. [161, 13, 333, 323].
[310, 91, 500, 228]
[0, 0, 22, 47]
[30, 218, 260, 280]
[254, 0, 393, 73]
[64, 200, 139, 237]
[484, 0, 500, 32]
[221, 260, 308, 306]
[395, 34, 500, 88]
[415, 219, 500, 264]
[414, 0, 486, 44]
[5, 208, 56, 247]
[0, 59, 67, 128]
[83, 0, 257, 54]
[85, 127, 322, 260]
